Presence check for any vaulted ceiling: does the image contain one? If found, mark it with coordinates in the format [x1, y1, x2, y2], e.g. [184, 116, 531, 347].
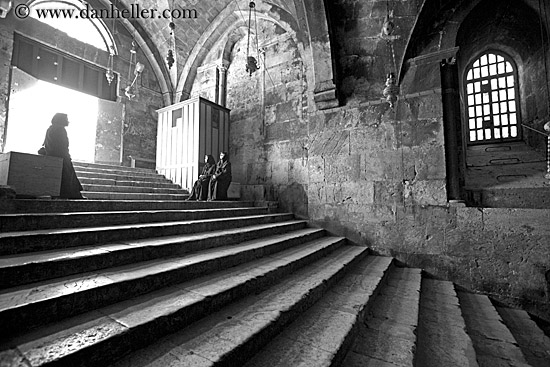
[109, 0, 303, 101]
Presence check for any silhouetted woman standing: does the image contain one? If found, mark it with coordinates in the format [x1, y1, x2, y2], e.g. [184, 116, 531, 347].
[43, 113, 84, 199]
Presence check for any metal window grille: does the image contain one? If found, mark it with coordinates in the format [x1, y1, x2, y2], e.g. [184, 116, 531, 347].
[464, 52, 521, 145]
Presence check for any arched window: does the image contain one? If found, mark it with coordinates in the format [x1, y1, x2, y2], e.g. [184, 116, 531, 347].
[29, 0, 116, 53]
[464, 51, 521, 144]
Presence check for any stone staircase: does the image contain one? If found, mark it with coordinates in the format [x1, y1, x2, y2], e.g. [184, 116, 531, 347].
[74, 161, 189, 200]
[0, 167, 548, 367]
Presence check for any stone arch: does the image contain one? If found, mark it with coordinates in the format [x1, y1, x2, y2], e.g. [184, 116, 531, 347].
[295, 0, 338, 109]
[176, 2, 306, 102]
[176, 0, 338, 111]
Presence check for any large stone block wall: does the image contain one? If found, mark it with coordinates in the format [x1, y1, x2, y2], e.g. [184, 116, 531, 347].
[222, 0, 550, 319]
[271, 89, 549, 318]
[226, 27, 308, 198]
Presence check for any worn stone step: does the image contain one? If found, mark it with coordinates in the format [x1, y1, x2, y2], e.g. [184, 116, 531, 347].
[75, 166, 163, 178]
[0, 213, 296, 255]
[82, 191, 188, 201]
[457, 291, 531, 367]
[0, 199, 256, 214]
[244, 255, 394, 367]
[107, 243, 367, 367]
[496, 306, 550, 367]
[73, 161, 155, 174]
[0, 222, 315, 288]
[342, 267, 422, 367]
[0, 207, 269, 232]
[76, 170, 172, 182]
[0, 227, 332, 337]
[415, 279, 479, 367]
[0, 237, 352, 366]
[81, 184, 186, 194]
[79, 177, 180, 189]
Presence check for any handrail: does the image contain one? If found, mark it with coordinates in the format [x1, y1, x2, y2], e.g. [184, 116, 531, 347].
[521, 123, 550, 137]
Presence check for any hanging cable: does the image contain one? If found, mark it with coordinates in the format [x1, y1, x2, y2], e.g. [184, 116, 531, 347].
[382, 0, 398, 108]
[233, 0, 248, 27]
[246, 1, 252, 61]
[245, 1, 259, 76]
[166, 0, 176, 69]
[254, 2, 260, 66]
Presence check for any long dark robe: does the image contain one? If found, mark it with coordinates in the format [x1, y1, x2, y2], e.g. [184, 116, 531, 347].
[208, 159, 232, 200]
[43, 125, 83, 199]
[187, 160, 216, 200]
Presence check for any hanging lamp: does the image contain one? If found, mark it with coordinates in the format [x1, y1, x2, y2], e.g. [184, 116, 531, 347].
[105, 7, 116, 85]
[125, 62, 145, 100]
[165, 0, 176, 69]
[245, 1, 259, 76]
[381, 0, 399, 108]
[125, 32, 144, 100]
[166, 21, 175, 69]
[105, 0, 119, 85]
[105, 46, 115, 85]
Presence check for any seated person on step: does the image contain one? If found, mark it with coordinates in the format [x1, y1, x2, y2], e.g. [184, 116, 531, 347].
[41, 113, 84, 199]
[208, 151, 232, 201]
[187, 154, 216, 201]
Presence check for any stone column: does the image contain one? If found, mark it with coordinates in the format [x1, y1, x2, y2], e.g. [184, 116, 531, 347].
[217, 64, 228, 107]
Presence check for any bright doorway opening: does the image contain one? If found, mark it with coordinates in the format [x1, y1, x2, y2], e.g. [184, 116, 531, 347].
[4, 76, 98, 162]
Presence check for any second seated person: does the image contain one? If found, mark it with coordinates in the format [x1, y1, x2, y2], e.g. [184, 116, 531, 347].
[208, 151, 232, 201]
[187, 154, 216, 201]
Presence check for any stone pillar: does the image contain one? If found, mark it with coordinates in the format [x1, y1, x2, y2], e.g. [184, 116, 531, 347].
[217, 64, 228, 107]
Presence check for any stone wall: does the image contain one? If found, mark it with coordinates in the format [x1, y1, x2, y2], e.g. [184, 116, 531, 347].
[221, 0, 550, 319]
[225, 22, 308, 205]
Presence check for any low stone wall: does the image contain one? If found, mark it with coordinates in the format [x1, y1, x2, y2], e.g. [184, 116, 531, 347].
[309, 202, 549, 321]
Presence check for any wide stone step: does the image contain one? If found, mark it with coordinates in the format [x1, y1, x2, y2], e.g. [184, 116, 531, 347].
[81, 184, 186, 194]
[245, 255, 394, 367]
[458, 291, 531, 367]
[0, 222, 315, 289]
[0, 207, 269, 232]
[75, 166, 163, 178]
[73, 161, 155, 174]
[496, 306, 550, 367]
[107, 243, 367, 367]
[76, 170, 172, 182]
[0, 199, 257, 214]
[415, 279, 478, 367]
[82, 191, 188, 200]
[0, 213, 296, 255]
[79, 177, 180, 189]
[0, 237, 354, 366]
[0, 228, 334, 336]
[342, 267, 422, 367]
